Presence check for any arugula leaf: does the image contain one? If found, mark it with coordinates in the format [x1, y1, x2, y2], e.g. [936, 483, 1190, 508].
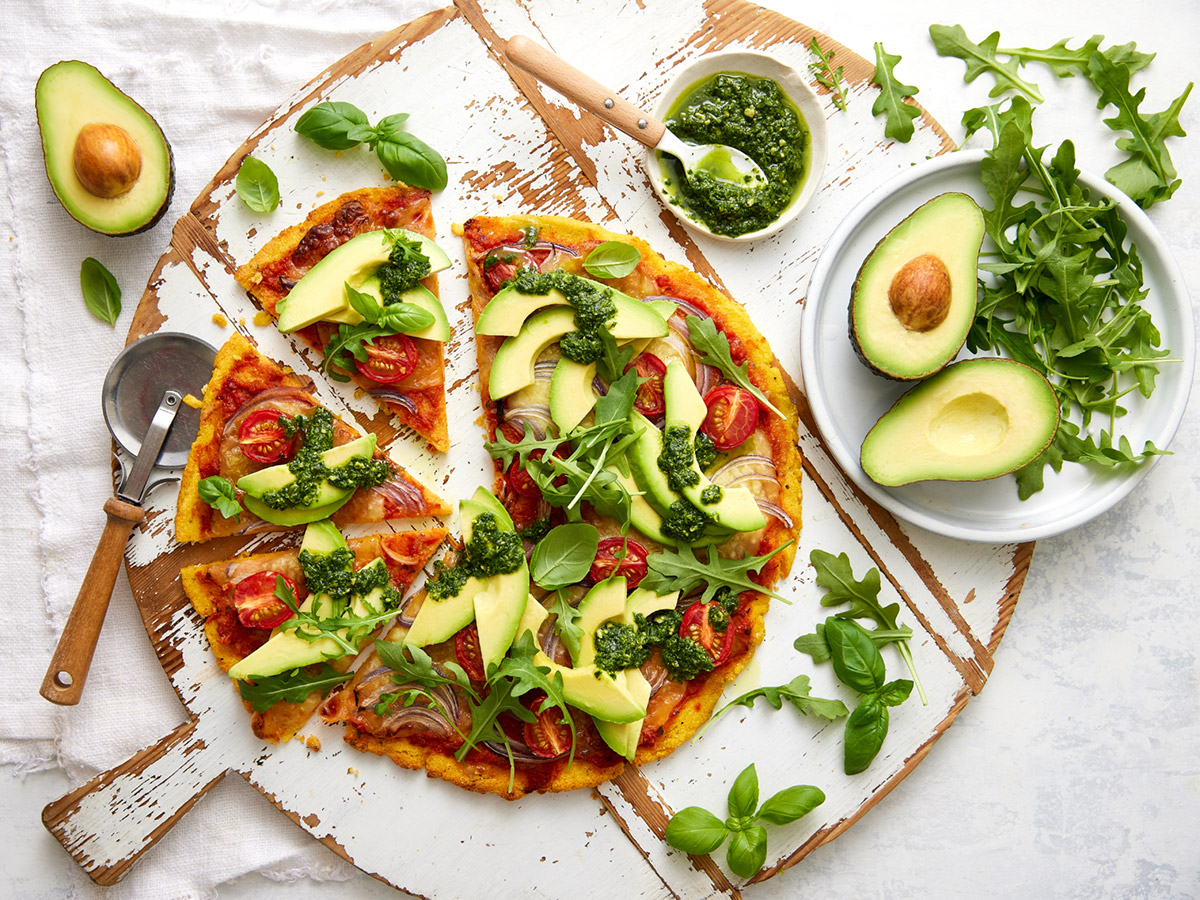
[684, 315, 784, 418]
[235, 156, 280, 213]
[929, 25, 1044, 102]
[642, 542, 791, 605]
[794, 622, 914, 664]
[808, 37, 848, 111]
[697, 674, 848, 738]
[869, 42, 922, 143]
[236, 664, 349, 712]
[548, 590, 585, 663]
[80, 257, 121, 326]
[594, 327, 637, 386]
[197, 476, 242, 521]
[583, 241, 641, 279]
[530, 523, 599, 590]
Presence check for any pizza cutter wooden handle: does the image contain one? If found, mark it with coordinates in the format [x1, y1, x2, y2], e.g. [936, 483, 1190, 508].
[42, 719, 228, 885]
[505, 34, 666, 147]
[40, 497, 145, 706]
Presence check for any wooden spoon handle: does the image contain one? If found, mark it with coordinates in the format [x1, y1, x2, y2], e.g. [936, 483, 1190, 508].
[505, 34, 666, 147]
[42, 719, 228, 885]
[39, 496, 145, 706]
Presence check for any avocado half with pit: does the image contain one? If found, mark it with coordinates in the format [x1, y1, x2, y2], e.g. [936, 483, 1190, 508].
[860, 357, 1059, 486]
[850, 192, 984, 380]
[35, 61, 174, 236]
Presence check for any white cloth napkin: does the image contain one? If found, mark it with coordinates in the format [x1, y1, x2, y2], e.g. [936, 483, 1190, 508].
[1, 0, 434, 895]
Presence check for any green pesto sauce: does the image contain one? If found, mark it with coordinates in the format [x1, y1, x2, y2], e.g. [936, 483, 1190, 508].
[425, 511, 523, 601]
[661, 634, 714, 682]
[634, 609, 682, 647]
[658, 424, 700, 493]
[261, 408, 390, 510]
[659, 72, 810, 237]
[298, 547, 398, 607]
[693, 432, 717, 471]
[661, 499, 712, 542]
[377, 234, 431, 304]
[507, 268, 617, 365]
[592, 621, 650, 676]
[700, 484, 723, 505]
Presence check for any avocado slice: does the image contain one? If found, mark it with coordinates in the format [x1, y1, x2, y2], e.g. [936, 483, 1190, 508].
[531, 653, 647, 724]
[592, 668, 653, 760]
[242, 493, 354, 527]
[237, 433, 376, 523]
[548, 357, 599, 434]
[860, 357, 1059, 486]
[476, 281, 668, 338]
[276, 229, 450, 333]
[573, 577, 628, 667]
[850, 192, 984, 380]
[35, 61, 174, 236]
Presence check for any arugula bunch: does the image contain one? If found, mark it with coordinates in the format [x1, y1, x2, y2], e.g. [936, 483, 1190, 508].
[375, 632, 574, 791]
[664, 764, 825, 879]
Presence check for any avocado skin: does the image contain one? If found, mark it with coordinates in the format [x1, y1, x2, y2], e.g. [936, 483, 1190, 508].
[35, 60, 175, 236]
[848, 192, 984, 381]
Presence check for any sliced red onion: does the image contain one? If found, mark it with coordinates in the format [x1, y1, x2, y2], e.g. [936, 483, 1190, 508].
[665, 296, 711, 320]
[710, 454, 777, 484]
[367, 389, 418, 416]
[374, 476, 428, 515]
[221, 385, 316, 439]
[480, 738, 564, 763]
[540, 626, 562, 661]
[725, 471, 781, 489]
[533, 360, 558, 380]
[694, 361, 718, 396]
[591, 375, 608, 396]
[643, 662, 668, 698]
[492, 240, 579, 273]
[756, 499, 794, 529]
[503, 405, 553, 440]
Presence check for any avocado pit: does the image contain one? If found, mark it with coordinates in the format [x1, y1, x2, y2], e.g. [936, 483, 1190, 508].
[73, 123, 142, 198]
[888, 253, 951, 333]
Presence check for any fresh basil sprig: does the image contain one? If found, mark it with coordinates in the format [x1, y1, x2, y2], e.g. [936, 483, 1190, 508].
[684, 315, 784, 419]
[198, 475, 242, 521]
[664, 764, 825, 879]
[530, 523, 600, 590]
[583, 241, 641, 279]
[295, 101, 448, 190]
[80, 257, 121, 326]
[869, 42, 921, 143]
[235, 156, 280, 213]
[236, 663, 348, 712]
[320, 283, 434, 382]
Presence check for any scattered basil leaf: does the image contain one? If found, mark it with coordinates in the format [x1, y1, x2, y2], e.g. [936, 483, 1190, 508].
[727, 762, 759, 820]
[823, 617, 885, 695]
[377, 131, 449, 191]
[684, 315, 785, 419]
[843, 694, 889, 775]
[236, 663, 348, 712]
[869, 42, 922, 143]
[664, 807, 728, 855]
[530, 523, 600, 590]
[583, 241, 641, 279]
[80, 257, 121, 326]
[877, 678, 914, 708]
[294, 101, 372, 150]
[755, 784, 826, 826]
[726, 825, 769, 879]
[198, 475, 242, 521]
[235, 156, 280, 213]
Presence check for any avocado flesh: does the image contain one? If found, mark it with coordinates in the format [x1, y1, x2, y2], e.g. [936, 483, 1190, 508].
[477, 282, 668, 338]
[549, 357, 599, 433]
[36, 61, 173, 236]
[850, 192, 984, 380]
[531, 653, 647, 724]
[860, 357, 1059, 486]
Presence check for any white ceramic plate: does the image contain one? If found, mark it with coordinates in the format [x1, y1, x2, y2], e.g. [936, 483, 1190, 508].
[800, 150, 1195, 543]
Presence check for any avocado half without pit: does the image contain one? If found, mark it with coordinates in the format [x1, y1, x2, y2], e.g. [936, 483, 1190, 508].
[860, 358, 1059, 487]
[35, 60, 174, 236]
[849, 192, 985, 380]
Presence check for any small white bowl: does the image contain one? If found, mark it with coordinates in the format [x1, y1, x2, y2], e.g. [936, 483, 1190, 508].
[647, 50, 827, 243]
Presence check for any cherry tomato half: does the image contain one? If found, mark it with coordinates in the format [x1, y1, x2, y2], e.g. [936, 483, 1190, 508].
[625, 352, 667, 417]
[237, 409, 297, 464]
[506, 456, 542, 499]
[680, 600, 734, 667]
[523, 693, 572, 758]
[232, 571, 298, 630]
[455, 623, 487, 682]
[355, 333, 418, 384]
[482, 248, 538, 293]
[701, 385, 760, 451]
[589, 537, 649, 589]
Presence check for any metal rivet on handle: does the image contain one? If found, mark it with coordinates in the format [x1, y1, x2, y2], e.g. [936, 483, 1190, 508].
[604, 98, 614, 109]
[637, 118, 648, 129]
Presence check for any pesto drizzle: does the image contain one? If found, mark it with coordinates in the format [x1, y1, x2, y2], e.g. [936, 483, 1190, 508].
[425, 512, 524, 601]
[505, 268, 617, 365]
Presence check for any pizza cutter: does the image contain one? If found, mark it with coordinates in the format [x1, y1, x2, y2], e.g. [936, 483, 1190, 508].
[40, 331, 216, 706]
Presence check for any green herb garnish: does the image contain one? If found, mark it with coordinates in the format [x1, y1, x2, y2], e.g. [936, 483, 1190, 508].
[197, 475, 241, 521]
[808, 38, 848, 111]
[530, 523, 600, 590]
[641, 542, 791, 605]
[235, 156, 280, 213]
[236, 663, 348, 712]
[696, 674, 848, 739]
[684, 315, 784, 418]
[869, 42, 921, 143]
[582, 241, 641, 279]
[80, 257, 121, 326]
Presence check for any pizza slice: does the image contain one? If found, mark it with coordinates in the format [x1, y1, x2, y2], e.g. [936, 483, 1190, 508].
[175, 332, 449, 543]
[234, 185, 452, 452]
[181, 520, 447, 743]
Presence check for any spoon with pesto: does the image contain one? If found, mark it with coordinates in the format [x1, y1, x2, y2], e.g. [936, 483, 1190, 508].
[505, 35, 767, 190]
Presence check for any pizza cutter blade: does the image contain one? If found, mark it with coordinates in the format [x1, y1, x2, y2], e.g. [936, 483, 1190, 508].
[40, 332, 216, 706]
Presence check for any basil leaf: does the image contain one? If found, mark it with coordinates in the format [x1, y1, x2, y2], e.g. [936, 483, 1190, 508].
[345, 124, 380, 145]
[346, 283, 382, 323]
[844, 693, 889, 775]
[877, 678, 914, 708]
[235, 156, 280, 213]
[80, 257, 121, 326]
[198, 475, 241, 521]
[583, 241, 641, 279]
[727, 763, 759, 820]
[377, 302, 435, 334]
[824, 617, 885, 694]
[726, 824, 768, 879]
[235, 663, 349, 712]
[684, 315, 784, 419]
[294, 101, 372, 150]
[376, 131, 448, 191]
[755, 784, 825, 826]
[663, 806, 728, 855]
[374, 113, 412, 141]
[530, 523, 600, 590]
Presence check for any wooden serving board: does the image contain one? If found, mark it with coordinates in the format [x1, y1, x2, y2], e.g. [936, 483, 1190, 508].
[43, 1, 1030, 896]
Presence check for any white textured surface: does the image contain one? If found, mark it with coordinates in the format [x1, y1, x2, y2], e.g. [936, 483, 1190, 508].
[2, 1, 1197, 899]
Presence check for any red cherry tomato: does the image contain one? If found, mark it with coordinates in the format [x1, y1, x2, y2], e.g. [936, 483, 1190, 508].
[624, 352, 667, 417]
[680, 601, 734, 667]
[232, 571, 298, 630]
[522, 693, 572, 758]
[455, 623, 487, 681]
[355, 333, 418, 384]
[237, 409, 297, 464]
[589, 537, 649, 588]
[482, 248, 538, 293]
[701, 385, 760, 451]
[506, 457, 542, 499]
